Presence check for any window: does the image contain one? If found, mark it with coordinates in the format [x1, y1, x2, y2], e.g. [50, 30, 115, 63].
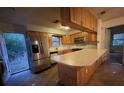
[52, 36, 60, 46]
[112, 33, 124, 46]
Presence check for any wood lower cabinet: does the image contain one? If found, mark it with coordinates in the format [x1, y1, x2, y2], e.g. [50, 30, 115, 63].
[58, 51, 107, 85]
[58, 61, 100, 85]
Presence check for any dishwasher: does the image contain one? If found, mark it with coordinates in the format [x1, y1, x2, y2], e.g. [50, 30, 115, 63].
[50, 51, 58, 65]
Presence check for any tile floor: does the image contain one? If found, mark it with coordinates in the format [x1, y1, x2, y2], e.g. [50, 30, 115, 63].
[5, 54, 124, 86]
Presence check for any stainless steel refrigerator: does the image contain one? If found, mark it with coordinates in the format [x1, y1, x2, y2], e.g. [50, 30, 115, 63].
[30, 40, 51, 73]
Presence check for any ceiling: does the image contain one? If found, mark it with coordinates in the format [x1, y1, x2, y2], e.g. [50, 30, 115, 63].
[88, 7, 124, 21]
[0, 7, 61, 28]
[0, 7, 124, 32]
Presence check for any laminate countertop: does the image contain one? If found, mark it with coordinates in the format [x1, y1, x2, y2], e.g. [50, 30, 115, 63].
[51, 49, 107, 67]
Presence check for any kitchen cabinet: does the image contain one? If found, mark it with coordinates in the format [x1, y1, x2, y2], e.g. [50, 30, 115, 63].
[70, 8, 82, 26]
[81, 8, 86, 28]
[91, 34, 97, 41]
[90, 13, 94, 31]
[62, 35, 72, 44]
[70, 32, 97, 43]
[87, 33, 97, 42]
[52, 49, 107, 85]
[61, 7, 97, 33]
[93, 18, 97, 32]
[70, 34, 75, 43]
[48, 34, 52, 47]
[83, 32, 89, 42]
[61, 31, 97, 45]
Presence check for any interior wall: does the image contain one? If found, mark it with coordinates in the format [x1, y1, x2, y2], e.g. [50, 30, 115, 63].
[0, 22, 26, 33]
[98, 16, 124, 50]
[103, 16, 124, 28]
[104, 29, 111, 50]
[97, 19, 103, 49]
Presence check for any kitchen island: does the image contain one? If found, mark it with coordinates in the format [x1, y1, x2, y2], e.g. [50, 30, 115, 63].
[52, 49, 108, 85]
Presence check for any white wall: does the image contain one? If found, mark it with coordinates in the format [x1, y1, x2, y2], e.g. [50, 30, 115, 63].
[0, 22, 26, 33]
[97, 19, 103, 49]
[103, 16, 124, 28]
[97, 16, 124, 50]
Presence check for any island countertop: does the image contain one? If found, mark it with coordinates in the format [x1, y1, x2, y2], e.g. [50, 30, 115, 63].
[51, 49, 107, 67]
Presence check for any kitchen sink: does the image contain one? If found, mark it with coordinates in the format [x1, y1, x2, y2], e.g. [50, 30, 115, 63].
[71, 48, 82, 52]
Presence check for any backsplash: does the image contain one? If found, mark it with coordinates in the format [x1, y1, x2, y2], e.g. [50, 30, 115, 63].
[49, 44, 97, 52]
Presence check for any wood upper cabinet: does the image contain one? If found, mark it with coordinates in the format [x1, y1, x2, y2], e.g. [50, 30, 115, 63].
[62, 35, 72, 44]
[61, 7, 97, 32]
[70, 8, 82, 25]
[81, 8, 97, 32]
[70, 32, 97, 43]
[93, 18, 97, 32]
[90, 13, 94, 31]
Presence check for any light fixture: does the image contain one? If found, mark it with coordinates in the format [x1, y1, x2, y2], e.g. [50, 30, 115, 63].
[64, 26, 70, 30]
[35, 40, 38, 44]
[60, 26, 70, 30]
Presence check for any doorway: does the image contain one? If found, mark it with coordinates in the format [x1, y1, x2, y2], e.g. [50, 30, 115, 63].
[3, 33, 29, 74]
[110, 32, 124, 64]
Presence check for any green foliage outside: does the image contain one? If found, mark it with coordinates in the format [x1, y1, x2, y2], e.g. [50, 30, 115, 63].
[4, 33, 26, 62]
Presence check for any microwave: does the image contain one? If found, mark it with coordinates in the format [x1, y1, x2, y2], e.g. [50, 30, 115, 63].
[74, 37, 84, 44]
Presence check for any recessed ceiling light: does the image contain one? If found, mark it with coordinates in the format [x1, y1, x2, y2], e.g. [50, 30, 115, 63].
[60, 26, 70, 30]
[65, 26, 70, 30]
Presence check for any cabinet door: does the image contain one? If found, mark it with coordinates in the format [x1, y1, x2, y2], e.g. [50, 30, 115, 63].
[84, 32, 89, 42]
[92, 34, 97, 41]
[70, 35, 73, 43]
[94, 18, 97, 32]
[90, 14, 94, 31]
[81, 8, 90, 29]
[70, 7, 82, 26]
[87, 10, 91, 30]
[88, 33, 92, 42]
[81, 8, 85, 27]
[70, 34, 75, 43]
[66, 35, 70, 44]
[81, 8, 97, 32]
[62, 35, 66, 44]
[81, 8, 87, 28]
[62, 35, 71, 44]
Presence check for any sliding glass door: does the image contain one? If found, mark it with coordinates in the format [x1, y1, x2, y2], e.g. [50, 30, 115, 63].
[3, 33, 29, 74]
